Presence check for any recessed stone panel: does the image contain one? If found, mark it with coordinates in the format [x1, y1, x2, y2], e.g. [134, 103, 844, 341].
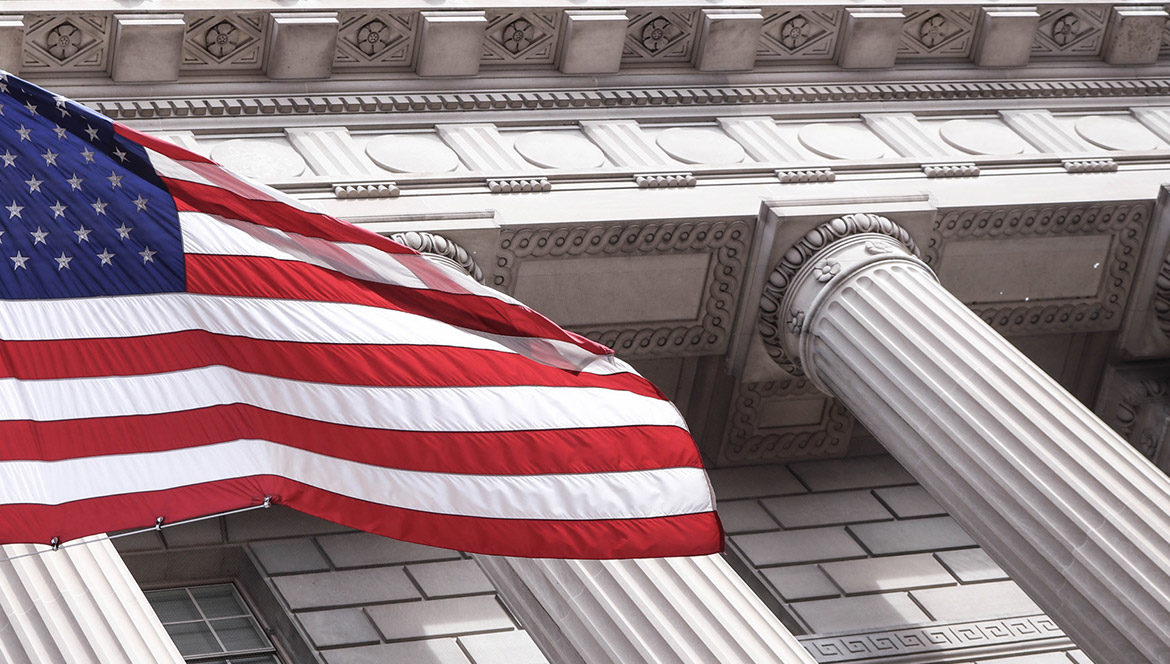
[209, 139, 307, 180]
[798, 123, 888, 160]
[366, 134, 461, 173]
[939, 119, 1028, 155]
[939, 235, 1112, 304]
[655, 128, 747, 165]
[1075, 115, 1161, 151]
[513, 253, 710, 327]
[513, 131, 605, 169]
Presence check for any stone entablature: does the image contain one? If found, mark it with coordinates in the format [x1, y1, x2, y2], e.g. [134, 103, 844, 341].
[3, 3, 1170, 83]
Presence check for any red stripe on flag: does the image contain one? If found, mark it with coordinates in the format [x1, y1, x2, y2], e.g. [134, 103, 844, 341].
[0, 405, 700, 473]
[0, 332, 656, 397]
[164, 175, 413, 253]
[0, 479, 724, 558]
[185, 254, 613, 357]
[115, 122, 215, 164]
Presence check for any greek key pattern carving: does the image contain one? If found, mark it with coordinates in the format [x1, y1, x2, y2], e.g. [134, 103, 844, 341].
[800, 615, 1070, 663]
[900, 8, 976, 58]
[496, 220, 750, 358]
[1033, 7, 1108, 56]
[88, 79, 1170, 121]
[22, 14, 111, 72]
[759, 214, 920, 374]
[758, 9, 842, 61]
[926, 203, 1150, 335]
[334, 12, 416, 68]
[183, 13, 266, 70]
[720, 377, 853, 464]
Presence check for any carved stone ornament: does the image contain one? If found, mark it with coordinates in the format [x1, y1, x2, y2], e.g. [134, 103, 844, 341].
[1154, 252, 1170, 339]
[758, 213, 919, 375]
[389, 231, 484, 283]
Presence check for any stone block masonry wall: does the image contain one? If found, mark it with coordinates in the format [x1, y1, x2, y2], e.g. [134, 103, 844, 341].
[113, 507, 548, 664]
[710, 455, 1096, 664]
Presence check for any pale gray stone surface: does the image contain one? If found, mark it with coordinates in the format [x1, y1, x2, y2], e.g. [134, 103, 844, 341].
[734, 527, 867, 567]
[935, 548, 1010, 583]
[707, 464, 806, 499]
[693, 9, 762, 72]
[848, 517, 977, 555]
[111, 14, 185, 83]
[366, 595, 514, 641]
[836, 8, 904, 69]
[274, 567, 419, 609]
[1102, 6, 1168, 65]
[788, 456, 914, 491]
[717, 499, 778, 533]
[250, 538, 331, 575]
[912, 581, 1042, 621]
[225, 506, 350, 541]
[409, 559, 496, 598]
[762, 490, 892, 528]
[317, 531, 461, 567]
[974, 653, 1072, 664]
[322, 639, 470, 664]
[297, 607, 381, 648]
[821, 554, 954, 594]
[792, 593, 929, 633]
[417, 11, 487, 77]
[760, 565, 839, 601]
[460, 630, 550, 664]
[266, 12, 339, 80]
[972, 7, 1039, 68]
[874, 486, 947, 518]
[558, 10, 626, 75]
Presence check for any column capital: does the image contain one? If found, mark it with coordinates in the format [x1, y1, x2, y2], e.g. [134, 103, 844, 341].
[758, 213, 920, 378]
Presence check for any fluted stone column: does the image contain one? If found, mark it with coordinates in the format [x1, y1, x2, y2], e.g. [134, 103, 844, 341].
[0, 536, 184, 664]
[478, 555, 817, 664]
[759, 213, 1170, 664]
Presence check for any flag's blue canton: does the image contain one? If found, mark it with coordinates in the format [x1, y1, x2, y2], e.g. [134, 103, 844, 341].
[0, 73, 183, 299]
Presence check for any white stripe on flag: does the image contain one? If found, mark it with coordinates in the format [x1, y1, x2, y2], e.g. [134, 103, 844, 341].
[0, 366, 685, 431]
[0, 294, 631, 375]
[0, 439, 713, 519]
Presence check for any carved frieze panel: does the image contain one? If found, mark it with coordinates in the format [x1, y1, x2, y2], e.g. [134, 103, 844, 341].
[757, 9, 842, 61]
[799, 615, 1071, 663]
[334, 12, 416, 69]
[1096, 363, 1170, 460]
[899, 8, 976, 58]
[182, 13, 267, 70]
[719, 377, 853, 465]
[482, 11, 558, 65]
[1032, 7, 1108, 56]
[622, 10, 699, 63]
[22, 14, 111, 72]
[926, 203, 1150, 335]
[495, 219, 749, 358]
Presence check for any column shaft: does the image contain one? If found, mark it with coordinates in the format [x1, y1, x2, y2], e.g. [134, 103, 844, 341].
[479, 555, 818, 664]
[0, 536, 184, 664]
[793, 237, 1170, 664]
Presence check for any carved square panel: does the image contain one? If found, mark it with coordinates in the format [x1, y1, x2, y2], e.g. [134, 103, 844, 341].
[925, 202, 1150, 335]
[482, 11, 558, 65]
[899, 8, 976, 58]
[182, 13, 267, 70]
[496, 219, 750, 358]
[334, 11, 416, 69]
[757, 9, 842, 61]
[718, 378, 853, 465]
[1032, 7, 1107, 56]
[622, 10, 699, 63]
[23, 14, 111, 72]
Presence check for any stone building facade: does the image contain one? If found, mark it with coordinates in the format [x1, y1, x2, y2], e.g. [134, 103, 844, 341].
[2, 2, 1170, 663]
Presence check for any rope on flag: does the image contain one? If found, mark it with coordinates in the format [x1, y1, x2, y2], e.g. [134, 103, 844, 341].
[0, 72, 723, 559]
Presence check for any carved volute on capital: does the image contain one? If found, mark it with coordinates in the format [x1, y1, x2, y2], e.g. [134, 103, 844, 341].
[389, 230, 485, 283]
[758, 213, 922, 379]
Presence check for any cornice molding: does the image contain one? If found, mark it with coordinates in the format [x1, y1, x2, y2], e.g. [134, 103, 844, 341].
[82, 78, 1170, 120]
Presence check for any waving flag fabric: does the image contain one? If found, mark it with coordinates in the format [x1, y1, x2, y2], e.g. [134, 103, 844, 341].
[0, 72, 722, 559]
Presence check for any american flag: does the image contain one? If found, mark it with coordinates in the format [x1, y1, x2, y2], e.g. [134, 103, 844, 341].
[0, 72, 722, 559]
